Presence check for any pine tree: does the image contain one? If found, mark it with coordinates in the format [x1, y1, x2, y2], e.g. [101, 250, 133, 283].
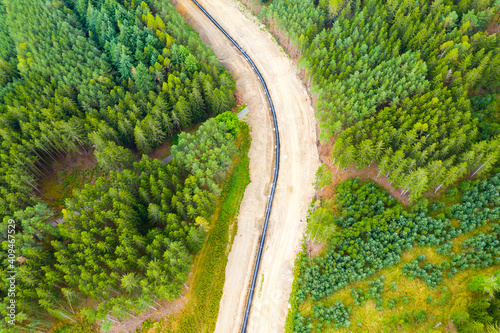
[313, 165, 332, 192]
[134, 62, 155, 92]
[173, 96, 192, 129]
[134, 125, 152, 153]
[356, 139, 375, 169]
[119, 45, 133, 80]
[190, 88, 207, 123]
[185, 54, 199, 73]
[210, 88, 229, 115]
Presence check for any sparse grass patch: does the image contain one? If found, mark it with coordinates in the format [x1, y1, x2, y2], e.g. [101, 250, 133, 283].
[38, 152, 104, 213]
[235, 104, 247, 113]
[329, 258, 500, 332]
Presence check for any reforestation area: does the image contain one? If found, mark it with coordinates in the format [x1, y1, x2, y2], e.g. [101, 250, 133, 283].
[0, 0, 247, 331]
[289, 175, 500, 332]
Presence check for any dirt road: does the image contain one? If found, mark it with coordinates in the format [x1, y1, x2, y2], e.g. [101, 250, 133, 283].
[172, 0, 319, 331]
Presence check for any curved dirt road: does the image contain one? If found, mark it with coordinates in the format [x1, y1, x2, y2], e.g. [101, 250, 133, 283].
[172, 0, 319, 331]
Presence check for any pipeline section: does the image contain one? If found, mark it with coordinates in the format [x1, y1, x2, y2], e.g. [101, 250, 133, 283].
[190, 1, 280, 332]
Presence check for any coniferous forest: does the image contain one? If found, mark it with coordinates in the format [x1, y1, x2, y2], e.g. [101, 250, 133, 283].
[0, 0, 243, 331]
[0, 0, 236, 217]
[259, 0, 500, 201]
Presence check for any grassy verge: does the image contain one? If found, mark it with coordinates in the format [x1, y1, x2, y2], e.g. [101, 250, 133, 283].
[235, 104, 247, 113]
[141, 123, 251, 333]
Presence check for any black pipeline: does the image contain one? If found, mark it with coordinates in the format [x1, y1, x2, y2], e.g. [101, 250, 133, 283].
[190, 1, 281, 332]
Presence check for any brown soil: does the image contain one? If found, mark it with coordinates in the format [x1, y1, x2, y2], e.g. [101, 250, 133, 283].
[147, 140, 171, 160]
[234, 89, 245, 108]
[307, 240, 326, 257]
[487, 12, 500, 35]
[487, 22, 500, 35]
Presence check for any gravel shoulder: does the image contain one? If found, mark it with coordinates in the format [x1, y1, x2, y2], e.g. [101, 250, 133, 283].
[172, 1, 319, 331]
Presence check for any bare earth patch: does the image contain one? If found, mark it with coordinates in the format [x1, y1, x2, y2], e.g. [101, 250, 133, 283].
[37, 149, 103, 212]
[307, 240, 326, 258]
[147, 140, 172, 160]
[487, 12, 500, 35]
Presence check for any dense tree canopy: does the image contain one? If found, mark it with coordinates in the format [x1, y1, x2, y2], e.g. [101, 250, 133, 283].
[0, 0, 239, 329]
[1, 115, 242, 330]
[0, 0, 236, 217]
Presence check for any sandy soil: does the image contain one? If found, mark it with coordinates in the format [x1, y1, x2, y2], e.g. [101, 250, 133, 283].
[172, 0, 319, 332]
